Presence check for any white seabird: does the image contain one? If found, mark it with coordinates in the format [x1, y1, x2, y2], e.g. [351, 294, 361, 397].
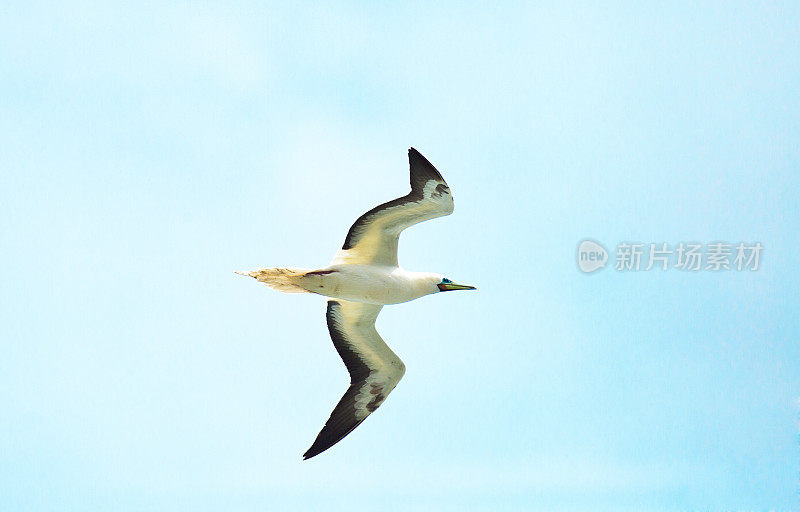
[236, 148, 475, 459]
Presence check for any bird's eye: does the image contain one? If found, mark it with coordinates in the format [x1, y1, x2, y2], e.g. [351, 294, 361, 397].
[441, 278, 451, 284]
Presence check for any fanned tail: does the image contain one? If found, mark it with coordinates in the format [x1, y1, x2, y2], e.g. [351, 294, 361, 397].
[235, 267, 311, 293]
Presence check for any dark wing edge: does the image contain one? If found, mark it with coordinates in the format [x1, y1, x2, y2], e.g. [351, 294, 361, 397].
[408, 147, 447, 192]
[303, 300, 403, 460]
[341, 147, 450, 251]
[302, 382, 369, 460]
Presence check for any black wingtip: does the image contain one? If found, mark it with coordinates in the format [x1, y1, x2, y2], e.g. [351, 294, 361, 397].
[302, 445, 318, 460]
[302, 441, 322, 460]
[302, 437, 334, 460]
[407, 147, 427, 165]
[301, 413, 368, 461]
[301, 438, 335, 460]
[407, 147, 446, 190]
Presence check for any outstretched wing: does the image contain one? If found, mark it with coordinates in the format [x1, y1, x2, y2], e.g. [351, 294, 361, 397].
[331, 148, 454, 267]
[303, 300, 406, 460]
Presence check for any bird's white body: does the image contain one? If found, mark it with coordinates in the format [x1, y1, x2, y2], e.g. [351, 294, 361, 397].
[299, 266, 441, 305]
[236, 148, 474, 459]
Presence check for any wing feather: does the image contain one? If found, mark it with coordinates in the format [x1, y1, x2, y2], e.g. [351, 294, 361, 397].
[303, 300, 406, 460]
[331, 148, 454, 267]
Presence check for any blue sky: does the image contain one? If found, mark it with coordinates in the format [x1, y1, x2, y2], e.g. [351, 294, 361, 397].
[1, 2, 799, 511]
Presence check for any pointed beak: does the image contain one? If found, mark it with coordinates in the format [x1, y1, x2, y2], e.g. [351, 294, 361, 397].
[438, 282, 477, 292]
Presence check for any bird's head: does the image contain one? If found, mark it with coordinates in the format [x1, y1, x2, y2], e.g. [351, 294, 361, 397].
[435, 276, 476, 293]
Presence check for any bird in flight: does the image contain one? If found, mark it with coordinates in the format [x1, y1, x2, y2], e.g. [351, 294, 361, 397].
[236, 148, 475, 459]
